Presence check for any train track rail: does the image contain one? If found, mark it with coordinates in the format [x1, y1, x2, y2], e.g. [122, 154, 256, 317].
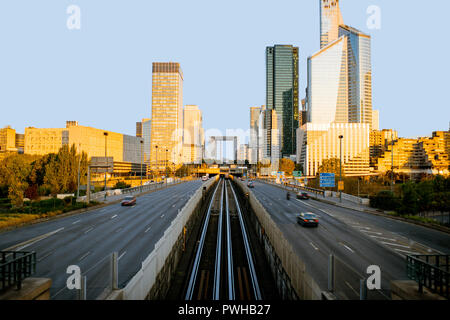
[185, 178, 261, 300]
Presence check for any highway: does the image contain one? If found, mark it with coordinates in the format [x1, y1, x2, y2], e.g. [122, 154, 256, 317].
[0, 180, 204, 300]
[248, 180, 450, 300]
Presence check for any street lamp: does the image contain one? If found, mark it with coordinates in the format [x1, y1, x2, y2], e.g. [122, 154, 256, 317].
[104, 132, 108, 195]
[339, 135, 343, 203]
[155, 145, 158, 180]
[391, 132, 394, 194]
[165, 149, 169, 187]
[140, 140, 143, 192]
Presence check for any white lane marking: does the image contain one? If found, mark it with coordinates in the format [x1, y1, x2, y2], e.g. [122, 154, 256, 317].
[394, 248, 420, 255]
[72, 220, 81, 225]
[310, 242, 319, 251]
[345, 281, 359, 296]
[84, 227, 94, 234]
[341, 243, 355, 253]
[360, 227, 371, 230]
[100, 208, 107, 212]
[381, 242, 411, 249]
[118, 251, 127, 261]
[37, 250, 54, 262]
[111, 214, 118, 219]
[297, 199, 335, 217]
[78, 251, 91, 262]
[145, 226, 152, 233]
[370, 235, 397, 242]
[360, 230, 382, 235]
[160, 214, 165, 218]
[6, 227, 65, 252]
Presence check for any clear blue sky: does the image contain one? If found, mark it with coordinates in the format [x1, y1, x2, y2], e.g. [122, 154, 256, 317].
[1, 0, 449, 140]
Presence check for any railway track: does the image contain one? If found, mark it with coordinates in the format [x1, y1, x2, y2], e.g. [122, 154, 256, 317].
[185, 178, 261, 300]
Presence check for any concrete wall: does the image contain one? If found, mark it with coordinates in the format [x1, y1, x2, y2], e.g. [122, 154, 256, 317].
[235, 179, 323, 300]
[0, 278, 52, 300]
[106, 178, 216, 300]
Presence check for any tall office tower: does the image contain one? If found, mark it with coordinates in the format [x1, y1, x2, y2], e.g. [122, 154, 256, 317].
[320, 0, 344, 49]
[266, 45, 299, 159]
[339, 25, 373, 126]
[150, 63, 184, 170]
[136, 122, 143, 138]
[372, 110, 380, 131]
[183, 105, 204, 164]
[141, 118, 151, 165]
[249, 106, 263, 164]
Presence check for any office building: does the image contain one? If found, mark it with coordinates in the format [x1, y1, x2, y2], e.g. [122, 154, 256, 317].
[266, 45, 299, 158]
[298, 123, 371, 176]
[249, 106, 263, 164]
[320, 0, 344, 49]
[372, 110, 380, 131]
[183, 105, 204, 164]
[237, 144, 249, 164]
[150, 62, 184, 170]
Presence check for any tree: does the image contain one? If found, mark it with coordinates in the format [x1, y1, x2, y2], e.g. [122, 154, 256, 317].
[294, 163, 304, 173]
[317, 158, 342, 176]
[279, 158, 295, 175]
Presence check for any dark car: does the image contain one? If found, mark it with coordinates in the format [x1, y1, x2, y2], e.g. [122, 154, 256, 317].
[121, 196, 136, 206]
[297, 212, 319, 227]
[297, 192, 310, 200]
[247, 181, 255, 188]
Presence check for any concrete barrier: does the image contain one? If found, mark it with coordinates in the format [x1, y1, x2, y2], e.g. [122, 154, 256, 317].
[235, 179, 323, 300]
[106, 178, 216, 300]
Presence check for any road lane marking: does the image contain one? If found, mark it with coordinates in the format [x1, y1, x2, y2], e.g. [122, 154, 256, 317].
[115, 227, 123, 234]
[111, 214, 118, 219]
[310, 242, 319, 251]
[72, 220, 81, 225]
[160, 214, 165, 218]
[145, 226, 152, 233]
[370, 235, 397, 242]
[345, 281, 359, 297]
[4, 227, 65, 252]
[381, 242, 411, 249]
[340, 243, 355, 253]
[118, 251, 127, 260]
[296, 199, 335, 217]
[37, 250, 54, 262]
[84, 227, 94, 234]
[78, 251, 91, 262]
[394, 248, 420, 255]
[360, 230, 382, 235]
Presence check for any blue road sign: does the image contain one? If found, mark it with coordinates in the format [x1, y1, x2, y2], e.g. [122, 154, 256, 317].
[320, 173, 335, 188]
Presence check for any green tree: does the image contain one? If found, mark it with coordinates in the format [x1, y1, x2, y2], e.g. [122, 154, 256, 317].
[400, 182, 419, 215]
[317, 158, 342, 176]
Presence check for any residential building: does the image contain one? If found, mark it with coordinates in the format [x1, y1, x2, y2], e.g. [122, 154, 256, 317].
[150, 62, 184, 170]
[369, 129, 398, 167]
[237, 144, 249, 164]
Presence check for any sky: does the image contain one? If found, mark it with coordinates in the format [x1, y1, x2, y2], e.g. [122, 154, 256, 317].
[0, 0, 449, 142]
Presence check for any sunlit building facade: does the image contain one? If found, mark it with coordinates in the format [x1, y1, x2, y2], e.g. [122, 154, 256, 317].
[320, 0, 344, 49]
[150, 62, 184, 170]
[183, 105, 204, 164]
[298, 123, 371, 176]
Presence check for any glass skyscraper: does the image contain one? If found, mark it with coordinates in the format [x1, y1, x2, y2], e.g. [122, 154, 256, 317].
[266, 45, 299, 158]
[320, 0, 344, 49]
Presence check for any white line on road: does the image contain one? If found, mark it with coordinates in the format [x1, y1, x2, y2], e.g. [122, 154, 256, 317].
[161, 214, 165, 218]
[5, 227, 65, 252]
[370, 235, 397, 242]
[394, 248, 420, 255]
[310, 242, 319, 251]
[111, 214, 118, 219]
[78, 251, 91, 262]
[381, 242, 411, 249]
[84, 227, 94, 234]
[360, 230, 383, 235]
[345, 281, 359, 297]
[145, 226, 152, 233]
[72, 220, 81, 225]
[37, 250, 54, 262]
[341, 243, 355, 253]
[118, 251, 127, 260]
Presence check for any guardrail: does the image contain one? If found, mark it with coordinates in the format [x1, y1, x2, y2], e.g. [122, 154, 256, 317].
[0, 251, 36, 291]
[260, 179, 325, 197]
[406, 255, 449, 298]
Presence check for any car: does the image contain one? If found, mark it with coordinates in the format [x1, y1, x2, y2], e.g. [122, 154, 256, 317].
[297, 212, 319, 227]
[297, 192, 310, 200]
[202, 176, 208, 181]
[121, 196, 136, 206]
[247, 181, 255, 188]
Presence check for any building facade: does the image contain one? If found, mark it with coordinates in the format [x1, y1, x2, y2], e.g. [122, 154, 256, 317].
[150, 62, 184, 170]
[320, 0, 344, 49]
[266, 45, 299, 158]
[183, 105, 204, 164]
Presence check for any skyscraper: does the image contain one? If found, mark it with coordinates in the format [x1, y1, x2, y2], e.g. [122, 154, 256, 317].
[266, 45, 299, 158]
[320, 0, 344, 49]
[183, 105, 204, 164]
[150, 62, 184, 170]
[249, 106, 263, 164]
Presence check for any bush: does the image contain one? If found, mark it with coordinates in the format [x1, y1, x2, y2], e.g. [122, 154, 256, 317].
[370, 191, 401, 211]
[113, 181, 131, 190]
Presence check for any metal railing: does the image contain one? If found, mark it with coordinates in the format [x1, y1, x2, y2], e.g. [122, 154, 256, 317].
[0, 251, 36, 291]
[406, 255, 449, 298]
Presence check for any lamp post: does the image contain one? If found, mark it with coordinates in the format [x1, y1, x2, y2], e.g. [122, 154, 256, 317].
[391, 132, 394, 194]
[339, 135, 343, 203]
[166, 148, 168, 186]
[140, 140, 143, 192]
[104, 132, 108, 195]
[76, 143, 81, 200]
[155, 145, 158, 181]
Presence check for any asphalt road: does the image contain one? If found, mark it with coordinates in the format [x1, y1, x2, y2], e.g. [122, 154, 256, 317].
[248, 180, 450, 300]
[0, 180, 204, 300]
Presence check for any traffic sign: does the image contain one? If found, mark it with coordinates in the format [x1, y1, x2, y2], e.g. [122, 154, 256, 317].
[293, 171, 302, 177]
[320, 173, 335, 188]
[338, 181, 344, 191]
